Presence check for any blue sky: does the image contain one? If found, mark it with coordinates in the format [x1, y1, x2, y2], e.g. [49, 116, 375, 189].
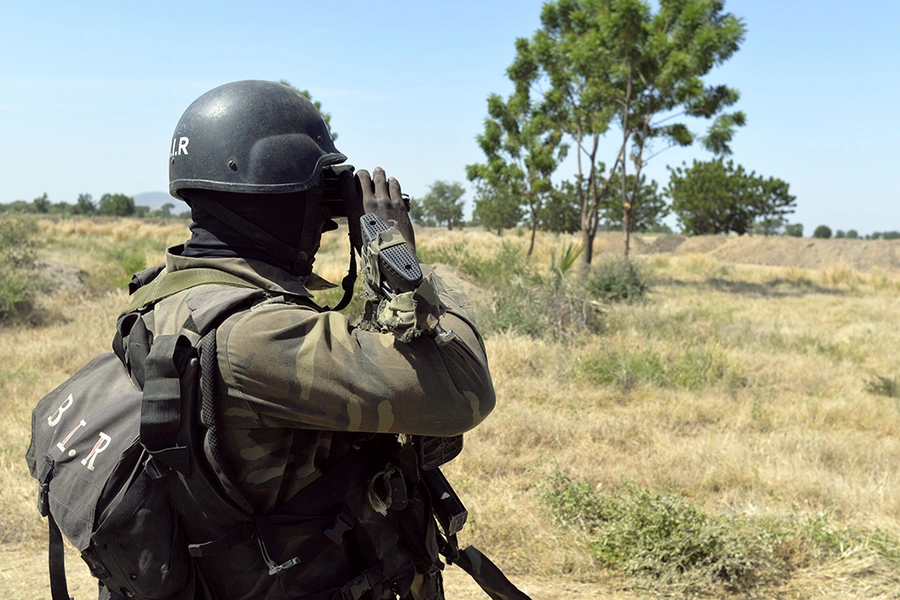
[1, 1, 897, 235]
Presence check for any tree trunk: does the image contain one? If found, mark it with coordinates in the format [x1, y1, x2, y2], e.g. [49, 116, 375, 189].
[623, 204, 632, 259]
[528, 206, 539, 256]
[582, 225, 595, 267]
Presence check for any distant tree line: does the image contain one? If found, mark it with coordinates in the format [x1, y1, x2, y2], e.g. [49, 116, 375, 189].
[0, 193, 189, 219]
[810, 225, 899, 240]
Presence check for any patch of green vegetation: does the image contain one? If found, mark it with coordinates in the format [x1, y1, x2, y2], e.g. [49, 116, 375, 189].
[578, 347, 745, 391]
[584, 255, 648, 303]
[544, 472, 780, 592]
[0, 216, 42, 322]
[764, 331, 865, 364]
[419, 240, 534, 290]
[864, 374, 899, 399]
[422, 241, 602, 340]
[543, 472, 900, 594]
[86, 239, 168, 290]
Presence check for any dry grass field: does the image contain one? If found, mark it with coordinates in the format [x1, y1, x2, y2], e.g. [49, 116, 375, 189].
[2, 217, 900, 599]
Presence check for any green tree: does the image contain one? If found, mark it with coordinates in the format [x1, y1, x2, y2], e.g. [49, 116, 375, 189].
[74, 193, 96, 215]
[472, 181, 523, 235]
[667, 159, 795, 236]
[408, 197, 436, 227]
[846, 229, 859, 239]
[540, 180, 582, 234]
[784, 223, 803, 237]
[98, 193, 136, 217]
[600, 172, 668, 233]
[279, 80, 337, 140]
[467, 56, 567, 255]
[813, 225, 832, 239]
[32, 193, 50, 213]
[523, 0, 746, 260]
[420, 181, 465, 230]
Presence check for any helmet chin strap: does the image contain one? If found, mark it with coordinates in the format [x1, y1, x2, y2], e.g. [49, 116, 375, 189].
[186, 189, 357, 311]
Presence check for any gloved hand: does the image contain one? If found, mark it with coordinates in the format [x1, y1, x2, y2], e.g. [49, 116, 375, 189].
[345, 167, 416, 254]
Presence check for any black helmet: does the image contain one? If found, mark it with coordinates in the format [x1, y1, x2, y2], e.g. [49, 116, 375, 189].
[169, 80, 346, 199]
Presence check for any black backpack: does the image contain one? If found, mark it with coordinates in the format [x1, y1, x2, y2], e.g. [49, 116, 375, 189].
[26, 266, 531, 600]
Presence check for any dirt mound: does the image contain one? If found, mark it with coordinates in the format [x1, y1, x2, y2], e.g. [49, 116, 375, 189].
[34, 260, 88, 294]
[637, 235, 900, 271]
[642, 234, 686, 254]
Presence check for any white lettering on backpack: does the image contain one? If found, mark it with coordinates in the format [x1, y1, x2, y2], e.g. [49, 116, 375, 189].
[81, 433, 112, 471]
[47, 394, 74, 427]
[170, 136, 190, 156]
[57, 419, 87, 452]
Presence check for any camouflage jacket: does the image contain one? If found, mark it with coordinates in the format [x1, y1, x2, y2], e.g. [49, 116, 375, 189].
[144, 246, 495, 513]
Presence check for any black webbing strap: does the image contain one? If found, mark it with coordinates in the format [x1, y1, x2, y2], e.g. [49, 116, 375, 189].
[48, 513, 72, 600]
[324, 245, 357, 312]
[38, 460, 72, 600]
[140, 335, 190, 473]
[450, 546, 532, 600]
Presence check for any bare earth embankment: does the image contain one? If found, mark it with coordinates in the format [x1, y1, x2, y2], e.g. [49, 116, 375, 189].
[3, 222, 900, 599]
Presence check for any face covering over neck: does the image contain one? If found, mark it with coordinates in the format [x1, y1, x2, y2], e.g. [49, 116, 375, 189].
[182, 191, 330, 276]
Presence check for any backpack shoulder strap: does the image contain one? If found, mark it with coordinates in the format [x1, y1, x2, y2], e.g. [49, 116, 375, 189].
[136, 282, 268, 476]
[124, 267, 260, 315]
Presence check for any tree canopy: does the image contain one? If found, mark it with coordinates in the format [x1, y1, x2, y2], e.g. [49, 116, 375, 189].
[418, 181, 466, 230]
[98, 193, 136, 217]
[467, 57, 567, 255]
[516, 0, 746, 259]
[666, 158, 796, 236]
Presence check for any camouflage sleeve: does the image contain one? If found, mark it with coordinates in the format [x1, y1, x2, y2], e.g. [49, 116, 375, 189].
[214, 267, 494, 436]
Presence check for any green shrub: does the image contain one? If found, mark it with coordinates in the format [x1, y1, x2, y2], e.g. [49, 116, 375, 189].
[543, 472, 900, 594]
[578, 347, 744, 391]
[584, 255, 647, 303]
[864, 375, 899, 398]
[544, 473, 778, 592]
[0, 216, 41, 322]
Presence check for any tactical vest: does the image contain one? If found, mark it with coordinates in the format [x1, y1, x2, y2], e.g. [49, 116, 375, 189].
[27, 264, 531, 600]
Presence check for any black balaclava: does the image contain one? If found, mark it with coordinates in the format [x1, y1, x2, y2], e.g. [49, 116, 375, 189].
[182, 190, 335, 276]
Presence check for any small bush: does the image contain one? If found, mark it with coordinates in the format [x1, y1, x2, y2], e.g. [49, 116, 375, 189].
[0, 216, 41, 322]
[584, 255, 647, 303]
[864, 375, 899, 398]
[423, 240, 601, 340]
[543, 472, 900, 594]
[543, 473, 780, 592]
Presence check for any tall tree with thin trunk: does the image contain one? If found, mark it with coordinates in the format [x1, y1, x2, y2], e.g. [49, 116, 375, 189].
[467, 44, 567, 255]
[524, 0, 746, 260]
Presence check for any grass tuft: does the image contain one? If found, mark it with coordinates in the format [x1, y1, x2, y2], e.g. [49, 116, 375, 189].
[864, 374, 899, 398]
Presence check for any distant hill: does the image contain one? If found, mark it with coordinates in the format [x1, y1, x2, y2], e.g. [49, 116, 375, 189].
[133, 191, 177, 210]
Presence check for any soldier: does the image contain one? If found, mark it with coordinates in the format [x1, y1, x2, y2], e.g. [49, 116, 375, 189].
[99, 80, 496, 599]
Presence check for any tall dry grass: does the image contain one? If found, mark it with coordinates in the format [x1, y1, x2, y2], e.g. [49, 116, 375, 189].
[3, 220, 900, 597]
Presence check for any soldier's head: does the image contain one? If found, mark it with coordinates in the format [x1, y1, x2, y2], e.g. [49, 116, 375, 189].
[169, 80, 348, 276]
